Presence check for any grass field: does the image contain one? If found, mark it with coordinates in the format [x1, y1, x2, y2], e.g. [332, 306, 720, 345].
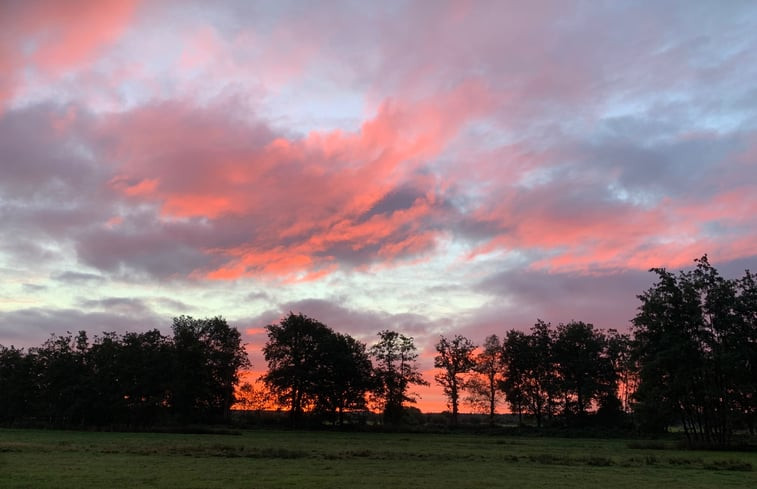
[1, 428, 755, 488]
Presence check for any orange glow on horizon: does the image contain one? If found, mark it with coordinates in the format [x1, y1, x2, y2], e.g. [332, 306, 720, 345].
[234, 369, 484, 415]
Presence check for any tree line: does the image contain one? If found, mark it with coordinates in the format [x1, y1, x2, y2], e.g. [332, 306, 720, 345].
[1, 256, 755, 448]
[253, 256, 756, 447]
[0, 316, 248, 427]
[256, 312, 629, 428]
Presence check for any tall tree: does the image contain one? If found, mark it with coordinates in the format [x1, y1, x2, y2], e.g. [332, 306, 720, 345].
[552, 321, 615, 418]
[201, 317, 250, 417]
[734, 270, 757, 434]
[262, 313, 372, 425]
[465, 334, 505, 425]
[501, 321, 557, 427]
[119, 330, 172, 426]
[314, 332, 374, 424]
[86, 332, 127, 426]
[370, 330, 428, 425]
[434, 334, 476, 425]
[262, 313, 333, 424]
[33, 331, 90, 426]
[170, 316, 249, 422]
[0, 345, 36, 424]
[632, 256, 755, 447]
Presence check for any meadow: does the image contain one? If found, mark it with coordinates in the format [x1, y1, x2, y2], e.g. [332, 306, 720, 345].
[1, 428, 755, 488]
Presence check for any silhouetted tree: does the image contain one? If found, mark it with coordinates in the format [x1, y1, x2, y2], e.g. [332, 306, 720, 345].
[119, 330, 172, 426]
[465, 334, 505, 425]
[262, 313, 333, 425]
[314, 332, 374, 424]
[434, 334, 476, 425]
[262, 313, 373, 426]
[0, 345, 36, 424]
[85, 332, 127, 426]
[170, 316, 249, 422]
[501, 321, 557, 427]
[370, 330, 428, 425]
[1, 318, 248, 428]
[632, 256, 756, 447]
[552, 321, 616, 419]
[33, 331, 90, 426]
[734, 270, 757, 434]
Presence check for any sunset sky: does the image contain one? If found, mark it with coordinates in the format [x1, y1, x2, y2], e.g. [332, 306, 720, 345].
[1, 0, 756, 412]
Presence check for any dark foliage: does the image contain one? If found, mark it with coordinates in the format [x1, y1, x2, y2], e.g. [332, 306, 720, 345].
[262, 313, 373, 426]
[370, 330, 428, 425]
[632, 255, 757, 447]
[500, 319, 630, 428]
[465, 334, 505, 425]
[434, 334, 476, 425]
[0, 316, 248, 428]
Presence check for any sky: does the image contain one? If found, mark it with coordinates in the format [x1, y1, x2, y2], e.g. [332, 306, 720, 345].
[1, 0, 756, 412]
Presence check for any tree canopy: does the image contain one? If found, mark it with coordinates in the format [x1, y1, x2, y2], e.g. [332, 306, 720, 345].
[262, 313, 373, 426]
[632, 255, 757, 447]
[434, 334, 476, 425]
[370, 330, 428, 424]
[0, 316, 248, 427]
[465, 334, 505, 424]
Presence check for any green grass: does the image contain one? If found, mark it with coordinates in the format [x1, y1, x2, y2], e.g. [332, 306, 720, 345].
[1, 429, 755, 488]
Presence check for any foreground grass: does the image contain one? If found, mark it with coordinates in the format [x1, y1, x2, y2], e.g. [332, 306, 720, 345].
[1, 429, 755, 488]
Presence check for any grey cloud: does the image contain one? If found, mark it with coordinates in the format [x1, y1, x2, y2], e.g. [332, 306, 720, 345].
[75, 223, 216, 280]
[150, 297, 196, 314]
[361, 186, 425, 222]
[476, 268, 655, 331]
[466, 254, 757, 340]
[3, 2, 757, 291]
[0, 236, 63, 264]
[0, 105, 100, 200]
[581, 121, 752, 201]
[245, 291, 272, 303]
[22, 283, 47, 293]
[52, 271, 105, 284]
[716, 254, 757, 277]
[0, 104, 120, 273]
[78, 297, 153, 316]
[0, 307, 168, 348]
[243, 298, 441, 345]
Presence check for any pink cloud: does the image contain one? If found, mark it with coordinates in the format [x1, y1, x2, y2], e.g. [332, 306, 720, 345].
[0, 0, 139, 109]
[178, 26, 224, 71]
[29, 0, 139, 73]
[459, 163, 757, 274]
[122, 178, 159, 197]
[96, 81, 490, 280]
[174, 16, 322, 94]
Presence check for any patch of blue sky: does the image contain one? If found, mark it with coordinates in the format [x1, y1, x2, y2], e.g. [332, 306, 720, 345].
[458, 118, 517, 152]
[517, 165, 560, 189]
[261, 76, 366, 136]
[606, 182, 659, 209]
